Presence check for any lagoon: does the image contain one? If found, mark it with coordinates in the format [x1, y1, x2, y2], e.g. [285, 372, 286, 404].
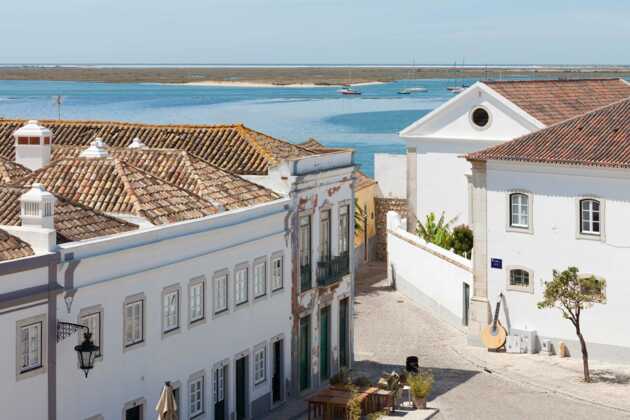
[0, 79, 475, 176]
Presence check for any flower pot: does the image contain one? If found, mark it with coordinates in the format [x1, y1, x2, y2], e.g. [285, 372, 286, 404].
[412, 396, 427, 409]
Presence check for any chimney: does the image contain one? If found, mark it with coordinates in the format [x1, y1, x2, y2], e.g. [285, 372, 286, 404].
[80, 138, 109, 158]
[13, 120, 53, 171]
[10, 183, 57, 254]
[128, 137, 147, 149]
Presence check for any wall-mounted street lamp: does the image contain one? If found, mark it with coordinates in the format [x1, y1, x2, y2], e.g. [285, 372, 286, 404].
[57, 322, 100, 378]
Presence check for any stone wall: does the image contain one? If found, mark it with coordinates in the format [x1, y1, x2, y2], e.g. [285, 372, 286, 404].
[375, 197, 407, 261]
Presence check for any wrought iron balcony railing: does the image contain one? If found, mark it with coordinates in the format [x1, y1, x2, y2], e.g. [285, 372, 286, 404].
[300, 264, 312, 292]
[316, 253, 350, 287]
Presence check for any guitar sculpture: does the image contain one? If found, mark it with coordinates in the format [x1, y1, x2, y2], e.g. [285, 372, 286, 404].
[480, 293, 507, 350]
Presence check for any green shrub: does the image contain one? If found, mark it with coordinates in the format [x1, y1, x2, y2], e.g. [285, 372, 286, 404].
[451, 224, 473, 259]
[330, 367, 352, 386]
[417, 212, 456, 250]
[346, 388, 362, 420]
[352, 375, 371, 388]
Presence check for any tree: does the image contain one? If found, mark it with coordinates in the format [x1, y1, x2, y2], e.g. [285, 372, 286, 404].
[354, 198, 366, 238]
[416, 212, 456, 250]
[451, 225, 474, 259]
[537, 267, 606, 382]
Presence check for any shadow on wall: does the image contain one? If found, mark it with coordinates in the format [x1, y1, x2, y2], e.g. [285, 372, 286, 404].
[351, 360, 479, 402]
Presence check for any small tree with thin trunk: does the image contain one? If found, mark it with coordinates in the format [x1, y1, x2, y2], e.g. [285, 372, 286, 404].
[537, 267, 606, 382]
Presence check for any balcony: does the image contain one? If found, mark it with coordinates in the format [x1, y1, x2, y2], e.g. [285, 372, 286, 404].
[317, 253, 350, 287]
[300, 264, 312, 292]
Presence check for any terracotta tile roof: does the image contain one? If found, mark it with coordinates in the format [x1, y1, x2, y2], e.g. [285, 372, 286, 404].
[467, 98, 630, 169]
[0, 186, 137, 243]
[355, 170, 377, 191]
[299, 138, 326, 150]
[0, 120, 316, 175]
[52, 146, 280, 209]
[485, 78, 630, 126]
[0, 228, 34, 261]
[11, 157, 220, 225]
[0, 157, 30, 183]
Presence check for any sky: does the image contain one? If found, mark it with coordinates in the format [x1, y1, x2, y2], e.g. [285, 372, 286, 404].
[2, 0, 629, 65]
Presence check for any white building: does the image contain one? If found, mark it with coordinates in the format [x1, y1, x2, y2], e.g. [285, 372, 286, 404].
[466, 97, 630, 362]
[397, 79, 630, 231]
[0, 119, 356, 420]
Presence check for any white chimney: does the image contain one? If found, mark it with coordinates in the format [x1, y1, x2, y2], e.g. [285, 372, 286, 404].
[80, 138, 109, 158]
[13, 120, 53, 171]
[5, 183, 58, 254]
[128, 137, 147, 149]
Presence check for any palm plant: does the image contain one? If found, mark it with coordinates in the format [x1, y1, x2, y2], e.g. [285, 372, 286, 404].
[417, 212, 457, 250]
[354, 198, 366, 238]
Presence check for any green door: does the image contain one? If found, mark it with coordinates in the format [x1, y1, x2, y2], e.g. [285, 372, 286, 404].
[299, 316, 311, 391]
[339, 298, 349, 368]
[236, 357, 247, 420]
[320, 306, 330, 381]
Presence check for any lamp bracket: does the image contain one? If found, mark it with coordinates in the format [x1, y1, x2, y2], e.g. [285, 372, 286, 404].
[56, 321, 87, 343]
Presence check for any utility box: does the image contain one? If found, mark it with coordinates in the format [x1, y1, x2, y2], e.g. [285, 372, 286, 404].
[511, 329, 538, 354]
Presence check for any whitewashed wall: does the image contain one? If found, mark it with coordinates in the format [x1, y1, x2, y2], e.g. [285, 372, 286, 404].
[0, 265, 50, 420]
[55, 199, 292, 420]
[374, 153, 406, 199]
[485, 161, 630, 360]
[386, 211, 472, 328]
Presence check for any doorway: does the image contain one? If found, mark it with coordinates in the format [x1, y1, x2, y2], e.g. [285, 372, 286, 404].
[320, 306, 331, 382]
[462, 282, 470, 326]
[339, 297, 349, 369]
[235, 356, 248, 420]
[125, 405, 142, 420]
[299, 315, 311, 391]
[272, 339, 284, 404]
[214, 364, 228, 420]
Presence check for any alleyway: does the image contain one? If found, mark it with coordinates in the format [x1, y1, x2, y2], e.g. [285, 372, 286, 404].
[353, 262, 628, 420]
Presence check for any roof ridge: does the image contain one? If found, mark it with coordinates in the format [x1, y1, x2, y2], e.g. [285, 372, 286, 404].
[112, 159, 149, 220]
[484, 77, 625, 85]
[236, 125, 278, 165]
[0, 118, 243, 130]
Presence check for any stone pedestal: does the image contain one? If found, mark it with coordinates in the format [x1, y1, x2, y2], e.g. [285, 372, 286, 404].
[467, 296, 490, 346]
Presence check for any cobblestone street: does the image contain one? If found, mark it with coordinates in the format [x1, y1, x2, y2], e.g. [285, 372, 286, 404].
[353, 262, 629, 420]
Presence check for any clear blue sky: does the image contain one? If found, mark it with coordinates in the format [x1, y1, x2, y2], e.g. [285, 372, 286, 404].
[3, 0, 629, 65]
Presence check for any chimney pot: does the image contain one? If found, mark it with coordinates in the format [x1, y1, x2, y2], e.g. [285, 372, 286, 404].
[80, 138, 109, 158]
[13, 120, 53, 170]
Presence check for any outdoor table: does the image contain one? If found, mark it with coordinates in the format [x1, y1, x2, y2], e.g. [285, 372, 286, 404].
[306, 387, 376, 420]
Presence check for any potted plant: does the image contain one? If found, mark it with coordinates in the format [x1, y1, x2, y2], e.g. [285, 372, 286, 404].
[406, 371, 433, 409]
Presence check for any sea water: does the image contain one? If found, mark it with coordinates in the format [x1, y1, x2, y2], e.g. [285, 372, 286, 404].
[0, 78, 477, 176]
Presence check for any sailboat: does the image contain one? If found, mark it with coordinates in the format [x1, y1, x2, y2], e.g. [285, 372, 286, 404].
[398, 60, 428, 94]
[447, 59, 468, 94]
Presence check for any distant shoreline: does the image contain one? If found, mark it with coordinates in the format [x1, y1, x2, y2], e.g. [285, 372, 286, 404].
[0, 66, 629, 85]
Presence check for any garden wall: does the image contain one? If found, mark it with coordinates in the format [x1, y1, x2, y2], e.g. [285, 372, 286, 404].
[375, 198, 407, 261]
[387, 211, 473, 329]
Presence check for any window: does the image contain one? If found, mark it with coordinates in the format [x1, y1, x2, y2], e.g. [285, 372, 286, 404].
[189, 376, 204, 418]
[162, 288, 179, 334]
[234, 266, 249, 305]
[339, 205, 350, 255]
[80, 309, 102, 358]
[123, 398, 145, 420]
[507, 268, 534, 293]
[189, 280, 205, 324]
[471, 107, 490, 128]
[510, 269, 529, 287]
[214, 365, 225, 404]
[254, 259, 267, 299]
[172, 387, 180, 420]
[19, 321, 43, 373]
[299, 214, 312, 292]
[509, 193, 529, 228]
[254, 346, 266, 385]
[320, 210, 331, 262]
[214, 273, 228, 314]
[271, 255, 283, 292]
[124, 298, 144, 348]
[580, 199, 601, 235]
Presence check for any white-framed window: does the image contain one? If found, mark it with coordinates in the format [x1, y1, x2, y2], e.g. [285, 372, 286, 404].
[124, 298, 144, 348]
[189, 375, 204, 418]
[254, 346, 266, 385]
[320, 209, 331, 262]
[271, 254, 283, 292]
[580, 198, 601, 235]
[509, 193, 529, 228]
[339, 205, 350, 255]
[214, 273, 228, 314]
[162, 288, 179, 334]
[214, 365, 225, 404]
[234, 265, 248, 305]
[189, 280, 205, 324]
[254, 259, 267, 299]
[19, 321, 43, 372]
[506, 267, 534, 293]
[79, 309, 102, 358]
[299, 214, 312, 292]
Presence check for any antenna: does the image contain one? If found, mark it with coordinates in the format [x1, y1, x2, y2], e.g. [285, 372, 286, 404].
[52, 96, 64, 120]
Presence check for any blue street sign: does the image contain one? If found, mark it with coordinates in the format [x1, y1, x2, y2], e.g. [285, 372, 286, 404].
[490, 258, 503, 269]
